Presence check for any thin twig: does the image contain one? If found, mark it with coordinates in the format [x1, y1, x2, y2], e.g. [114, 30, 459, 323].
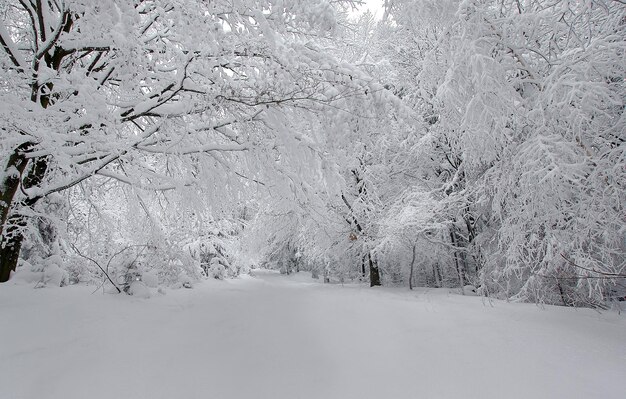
[560, 253, 626, 278]
[70, 243, 122, 293]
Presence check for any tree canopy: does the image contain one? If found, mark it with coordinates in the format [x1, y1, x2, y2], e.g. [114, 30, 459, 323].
[1, 0, 624, 308]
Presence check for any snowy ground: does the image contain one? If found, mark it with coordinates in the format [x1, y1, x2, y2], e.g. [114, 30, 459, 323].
[1, 270, 625, 399]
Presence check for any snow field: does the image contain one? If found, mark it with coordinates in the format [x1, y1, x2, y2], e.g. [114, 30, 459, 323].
[0, 270, 624, 399]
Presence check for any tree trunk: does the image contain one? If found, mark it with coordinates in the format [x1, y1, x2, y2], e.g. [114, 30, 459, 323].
[368, 252, 381, 287]
[0, 147, 30, 283]
[1, 2, 65, 283]
[463, 205, 479, 274]
[0, 222, 25, 282]
[361, 254, 366, 279]
[433, 263, 442, 288]
[0, 156, 48, 283]
[449, 228, 466, 293]
[0, 147, 29, 236]
[408, 242, 417, 290]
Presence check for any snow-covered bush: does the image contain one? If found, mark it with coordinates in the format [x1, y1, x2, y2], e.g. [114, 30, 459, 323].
[208, 258, 227, 280]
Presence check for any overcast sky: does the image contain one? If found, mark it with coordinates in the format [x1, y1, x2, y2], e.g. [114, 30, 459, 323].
[354, 0, 384, 19]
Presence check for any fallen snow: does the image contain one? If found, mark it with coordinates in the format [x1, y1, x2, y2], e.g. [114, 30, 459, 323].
[1, 270, 624, 399]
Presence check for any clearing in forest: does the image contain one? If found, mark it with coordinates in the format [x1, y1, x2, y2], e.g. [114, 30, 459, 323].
[1, 270, 624, 399]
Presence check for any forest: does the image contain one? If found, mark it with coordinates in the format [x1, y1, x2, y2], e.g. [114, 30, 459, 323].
[2, 0, 624, 306]
[1, 1, 625, 398]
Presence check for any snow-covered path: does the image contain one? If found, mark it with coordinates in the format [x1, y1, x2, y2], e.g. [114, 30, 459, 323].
[1, 271, 625, 399]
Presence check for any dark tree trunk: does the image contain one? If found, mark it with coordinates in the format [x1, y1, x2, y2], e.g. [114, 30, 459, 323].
[0, 222, 25, 283]
[368, 252, 381, 287]
[0, 2, 68, 284]
[463, 205, 479, 274]
[408, 242, 417, 290]
[449, 227, 466, 292]
[433, 263, 442, 288]
[0, 156, 49, 283]
[0, 147, 30, 283]
[0, 147, 29, 237]
[361, 254, 366, 279]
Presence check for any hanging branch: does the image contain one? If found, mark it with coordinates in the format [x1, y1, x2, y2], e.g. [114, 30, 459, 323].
[560, 254, 626, 278]
[105, 244, 150, 278]
[70, 243, 122, 293]
[532, 272, 621, 281]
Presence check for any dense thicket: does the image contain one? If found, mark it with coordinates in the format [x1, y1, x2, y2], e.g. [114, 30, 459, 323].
[0, 0, 369, 286]
[2, 0, 624, 308]
[254, 0, 625, 308]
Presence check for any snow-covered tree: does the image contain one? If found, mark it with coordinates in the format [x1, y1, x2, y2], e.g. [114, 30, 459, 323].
[376, 0, 625, 305]
[0, 0, 367, 282]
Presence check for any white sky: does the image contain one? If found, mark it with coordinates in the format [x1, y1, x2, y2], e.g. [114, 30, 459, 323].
[353, 0, 384, 19]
